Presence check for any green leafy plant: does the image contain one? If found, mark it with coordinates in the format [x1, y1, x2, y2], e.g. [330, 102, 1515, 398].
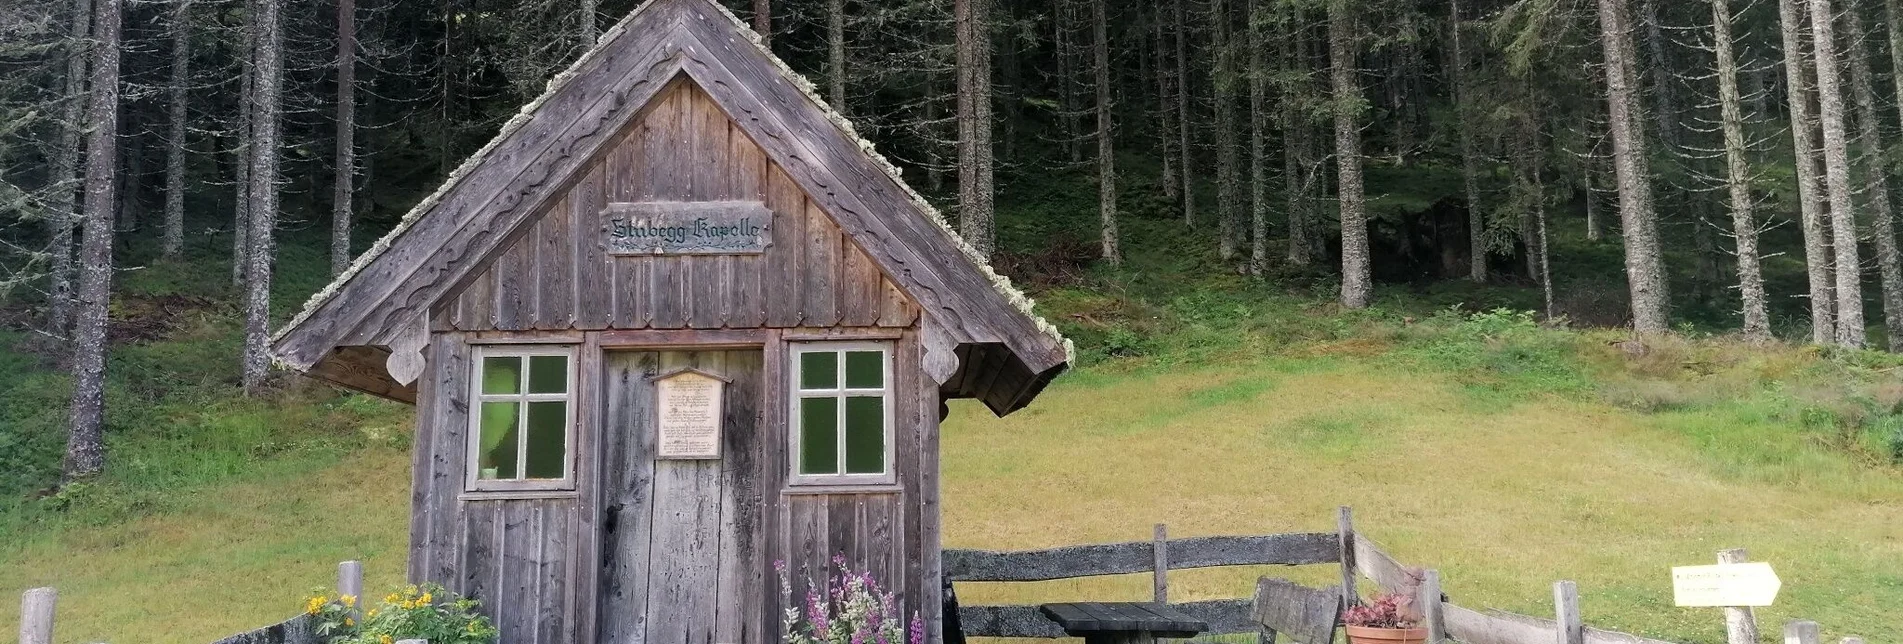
[305, 583, 497, 644]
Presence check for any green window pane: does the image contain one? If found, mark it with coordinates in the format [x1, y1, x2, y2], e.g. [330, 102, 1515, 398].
[478, 401, 520, 480]
[799, 396, 838, 475]
[844, 396, 885, 474]
[481, 356, 522, 395]
[527, 355, 568, 394]
[800, 351, 838, 390]
[844, 351, 883, 389]
[524, 401, 567, 479]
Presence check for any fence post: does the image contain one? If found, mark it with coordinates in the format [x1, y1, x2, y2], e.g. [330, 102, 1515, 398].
[1553, 581, 1583, 644]
[1783, 621, 1820, 644]
[19, 587, 55, 644]
[338, 560, 364, 621]
[1717, 549, 1759, 644]
[1420, 569, 1445, 644]
[1152, 524, 1169, 604]
[1337, 506, 1358, 607]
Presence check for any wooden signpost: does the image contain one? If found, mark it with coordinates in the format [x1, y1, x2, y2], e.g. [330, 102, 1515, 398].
[1672, 561, 1781, 608]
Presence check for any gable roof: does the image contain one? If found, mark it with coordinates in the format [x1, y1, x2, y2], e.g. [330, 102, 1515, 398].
[272, 0, 1071, 414]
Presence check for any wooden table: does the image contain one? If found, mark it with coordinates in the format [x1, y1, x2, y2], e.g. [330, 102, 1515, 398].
[1038, 602, 1209, 644]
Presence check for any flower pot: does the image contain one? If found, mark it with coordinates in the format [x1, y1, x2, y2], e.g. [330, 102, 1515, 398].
[1344, 625, 1429, 644]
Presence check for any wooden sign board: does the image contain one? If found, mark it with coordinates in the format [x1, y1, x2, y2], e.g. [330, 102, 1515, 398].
[603, 200, 773, 255]
[1672, 562, 1781, 607]
[653, 369, 727, 459]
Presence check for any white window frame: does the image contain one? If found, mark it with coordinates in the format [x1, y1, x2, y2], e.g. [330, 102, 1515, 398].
[788, 341, 897, 487]
[466, 345, 578, 493]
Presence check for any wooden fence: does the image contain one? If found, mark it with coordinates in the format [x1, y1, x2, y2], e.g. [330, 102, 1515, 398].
[946, 507, 1871, 644]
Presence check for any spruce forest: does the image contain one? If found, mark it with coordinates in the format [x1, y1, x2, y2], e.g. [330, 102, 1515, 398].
[13, 0, 1903, 478]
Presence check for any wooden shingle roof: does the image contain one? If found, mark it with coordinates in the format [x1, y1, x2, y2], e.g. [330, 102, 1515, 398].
[271, 0, 1070, 414]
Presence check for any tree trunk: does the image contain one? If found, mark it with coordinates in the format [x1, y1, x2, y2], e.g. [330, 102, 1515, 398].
[66, 0, 123, 482]
[1212, 0, 1241, 262]
[332, 0, 356, 276]
[1154, 8, 1178, 203]
[828, 0, 846, 113]
[1779, 0, 1834, 343]
[1594, 0, 1669, 333]
[1247, 0, 1269, 276]
[161, 0, 191, 260]
[1330, 0, 1370, 308]
[751, 0, 768, 44]
[955, 0, 994, 258]
[1810, 0, 1865, 347]
[232, 1, 255, 288]
[242, 0, 285, 392]
[582, 0, 598, 44]
[1451, 0, 1484, 282]
[47, 0, 93, 335]
[1174, 0, 1195, 227]
[1712, 0, 1770, 341]
[1844, 5, 1903, 349]
[1283, 15, 1310, 267]
[1093, 0, 1120, 266]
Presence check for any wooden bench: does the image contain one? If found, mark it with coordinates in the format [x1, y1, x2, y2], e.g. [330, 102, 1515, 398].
[1040, 602, 1208, 643]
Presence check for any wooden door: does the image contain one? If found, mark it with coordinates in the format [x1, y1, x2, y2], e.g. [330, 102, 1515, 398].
[600, 349, 766, 644]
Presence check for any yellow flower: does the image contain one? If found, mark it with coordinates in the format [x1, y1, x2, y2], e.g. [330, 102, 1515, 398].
[384, 593, 401, 604]
[343, 618, 354, 627]
[380, 635, 393, 644]
[304, 597, 324, 615]
[417, 592, 432, 605]
[341, 595, 357, 608]
[367, 609, 379, 618]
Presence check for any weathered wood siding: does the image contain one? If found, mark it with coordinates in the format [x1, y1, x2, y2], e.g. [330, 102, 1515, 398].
[409, 335, 589, 644]
[441, 80, 919, 333]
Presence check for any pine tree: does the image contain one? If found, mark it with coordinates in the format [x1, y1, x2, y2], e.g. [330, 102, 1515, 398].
[1843, 4, 1902, 350]
[66, 0, 122, 481]
[828, 0, 846, 112]
[1711, 0, 1770, 341]
[1212, 0, 1242, 262]
[955, 0, 994, 258]
[1778, 0, 1834, 343]
[331, 0, 357, 276]
[1174, 0, 1195, 227]
[241, 0, 285, 392]
[1450, 0, 1484, 282]
[1247, 0, 1270, 277]
[1330, 0, 1370, 308]
[752, 0, 768, 43]
[1594, 0, 1669, 333]
[1093, 0, 1120, 265]
[46, 0, 92, 334]
[1809, 0, 1864, 347]
[161, 0, 191, 260]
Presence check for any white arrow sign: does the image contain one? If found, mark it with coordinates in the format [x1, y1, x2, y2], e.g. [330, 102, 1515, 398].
[1672, 562, 1781, 607]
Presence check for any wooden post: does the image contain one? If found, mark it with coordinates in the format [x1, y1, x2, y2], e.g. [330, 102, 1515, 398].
[1717, 549, 1759, 644]
[1337, 506, 1358, 607]
[1552, 581, 1583, 644]
[1152, 524, 1169, 604]
[1420, 570, 1445, 644]
[19, 587, 55, 644]
[337, 560, 364, 621]
[1784, 621, 1820, 644]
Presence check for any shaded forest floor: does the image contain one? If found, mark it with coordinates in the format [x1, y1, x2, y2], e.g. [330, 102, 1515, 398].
[1, 169, 1901, 643]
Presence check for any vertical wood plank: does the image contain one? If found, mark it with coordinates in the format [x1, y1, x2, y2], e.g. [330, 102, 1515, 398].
[1718, 549, 1759, 644]
[685, 87, 730, 330]
[573, 333, 603, 644]
[1421, 569, 1445, 644]
[573, 165, 611, 330]
[535, 502, 571, 644]
[878, 279, 916, 328]
[536, 195, 575, 329]
[758, 330, 789, 641]
[600, 350, 659, 644]
[493, 240, 530, 331]
[460, 502, 499, 618]
[840, 243, 882, 327]
[714, 350, 765, 644]
[645, 88, 689, 330]
[801, 199, 840, 326]
[1338, 506, 1358, 607]
[727, 121, 768, 328]
[420, 337, 472, 586]
[764, 166, 806, 327]
[1553, 580, 1583, 644]
[643, 351, 722, 644]
[911, 331, 944, 643]
[1152, 524, 1169, 603]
